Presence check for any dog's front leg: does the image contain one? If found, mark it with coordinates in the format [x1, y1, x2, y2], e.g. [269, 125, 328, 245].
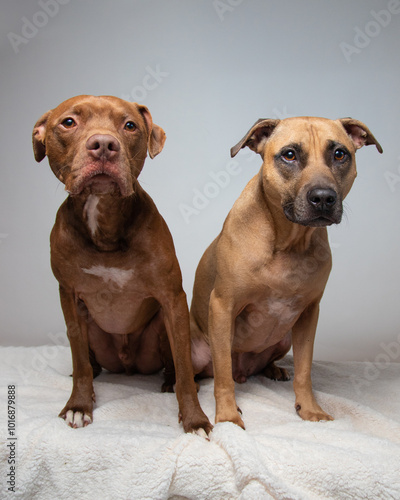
[162, 291, 213, 435]
[292, 300, 333, 421]
[209, 290, 245, 429]
[58, 286, 95, 428]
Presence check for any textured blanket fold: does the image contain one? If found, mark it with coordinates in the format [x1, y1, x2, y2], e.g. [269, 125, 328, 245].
[1, 346, 399, 499]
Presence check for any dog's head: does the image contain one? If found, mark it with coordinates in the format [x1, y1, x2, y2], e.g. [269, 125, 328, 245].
[32, 95, 166, 197]
[231, 116, 382, 227]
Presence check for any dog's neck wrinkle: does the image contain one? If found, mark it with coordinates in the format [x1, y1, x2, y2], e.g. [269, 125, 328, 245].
[276, 224, 316, 253]
[68, 193, 141, 252]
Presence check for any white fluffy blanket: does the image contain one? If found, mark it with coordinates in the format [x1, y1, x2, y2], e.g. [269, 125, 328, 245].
[1, 345, 399, 499]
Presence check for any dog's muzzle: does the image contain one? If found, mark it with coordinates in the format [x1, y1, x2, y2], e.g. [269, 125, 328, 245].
[283, 186, 342, 227]
[67, 134, 133, 197]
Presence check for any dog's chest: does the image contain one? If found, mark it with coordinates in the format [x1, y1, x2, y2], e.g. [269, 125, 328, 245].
[235, 293, 303, 351]
[233, 249, 329, 352]
[81, 264, 134, 289]
[265, 242, 331, 297]
[265, 295, 301, 324]
[77, 262, 158, 334]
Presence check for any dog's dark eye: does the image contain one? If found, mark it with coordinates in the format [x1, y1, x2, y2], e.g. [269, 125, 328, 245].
[124, 121, 136, 131]
[282, 150, 296, 162]
[334, 149, 346, 161]
[61, 117, 76, 128]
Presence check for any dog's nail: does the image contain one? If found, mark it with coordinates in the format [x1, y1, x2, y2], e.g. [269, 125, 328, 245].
[83, 414, 92, 426]
[73, 412, 84, 428]
[295, 404, 301, 412]
[193, 428, 210, 440]
[65, 410, 74, 426]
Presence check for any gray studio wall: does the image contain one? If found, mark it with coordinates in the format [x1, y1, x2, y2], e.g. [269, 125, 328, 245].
[1, 0, 399, 363]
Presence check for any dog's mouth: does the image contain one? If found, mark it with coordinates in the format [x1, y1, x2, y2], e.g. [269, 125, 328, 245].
[297, 215, 339, 227]
[283, 205, 342, 227]
[82, 173, 120, 195]
[67, 168, 132, 197]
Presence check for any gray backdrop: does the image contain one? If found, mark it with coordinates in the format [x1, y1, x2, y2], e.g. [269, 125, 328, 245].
[1, 0, 399, 363]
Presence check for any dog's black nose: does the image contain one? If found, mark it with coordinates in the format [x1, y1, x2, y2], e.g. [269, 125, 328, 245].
[86, 134, 120, 160]
[307, 188, 337, 211]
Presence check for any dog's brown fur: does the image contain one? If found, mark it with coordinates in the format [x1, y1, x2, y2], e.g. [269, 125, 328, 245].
[33, 95, 212, 434]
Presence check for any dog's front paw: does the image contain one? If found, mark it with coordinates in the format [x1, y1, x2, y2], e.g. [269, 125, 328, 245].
[161, 382, 175, 393]
[215, 409, 245, 429]
[295, 403, 333, 422]
[59, 391, 94, 428]
[179, 408, 213, 436]
[62, 410, 93, 428]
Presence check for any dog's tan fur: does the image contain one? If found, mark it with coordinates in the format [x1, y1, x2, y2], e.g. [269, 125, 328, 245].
[190, 116, 382, 428]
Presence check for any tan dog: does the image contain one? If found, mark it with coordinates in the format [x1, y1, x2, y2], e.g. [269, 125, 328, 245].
[32, 95, 212, 434]
[190, 116, 382, 428]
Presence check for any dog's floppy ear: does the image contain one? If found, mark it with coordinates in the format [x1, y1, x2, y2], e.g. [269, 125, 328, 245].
[32, 110, 52, 162]
[230, 119, 280, 158]
[137, 104, 166, 159]
[338, 118, 383, 154]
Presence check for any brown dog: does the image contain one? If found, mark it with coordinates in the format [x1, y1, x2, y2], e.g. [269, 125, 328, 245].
[190, 116, 382, 428]
[32, 95, 212, 434]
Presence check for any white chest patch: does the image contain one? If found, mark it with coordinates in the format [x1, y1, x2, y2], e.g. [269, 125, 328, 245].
[82, 265, 134, 288]
[83, 195, 100, 236]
